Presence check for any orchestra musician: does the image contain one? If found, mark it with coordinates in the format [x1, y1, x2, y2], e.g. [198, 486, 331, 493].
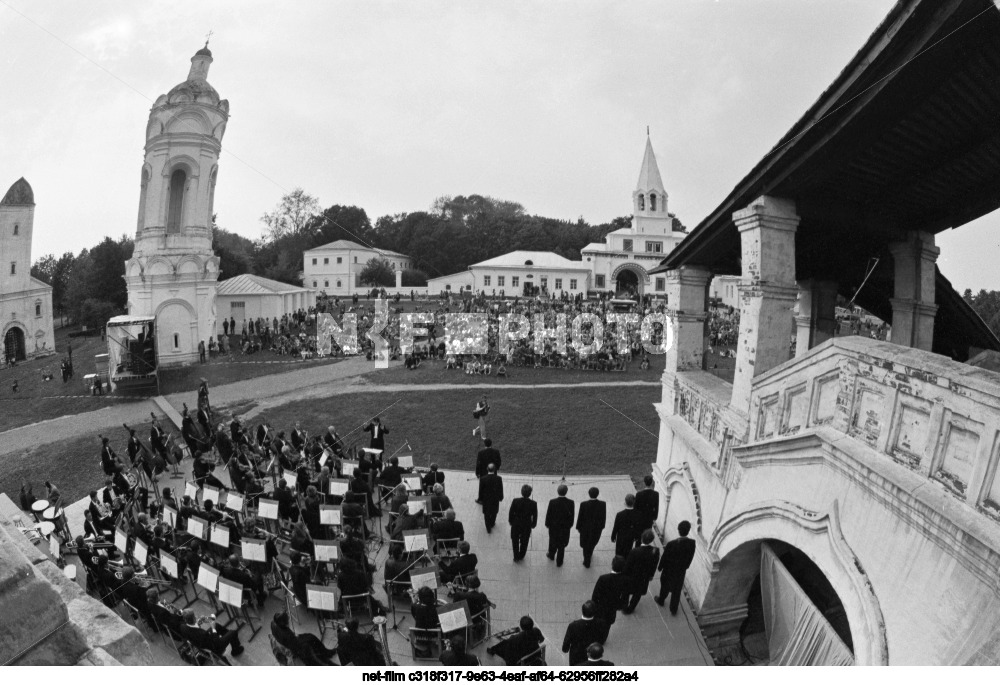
[440, 635, 480, 666]
[377, 456, 406, 489]
[431, 509, 465, 543]
[421, 463, 445, 492]
[439, 541, 477, 584]
[487, 615, 545, 665]
[337, 618, 385, 666]
[221, 554, 266, 609]
[411, 586, 440, 630]
[124, 427, 153, 480]
[429, 483, 451, 515]
[147, 587, 184, 634]
[271, 611, 339, 665]
[100, 436, 120, 476]
[88, 490, 115, 534]
[323, 425, 344, 455]
[179, 608, 245, 657]
[149, 416, 169, 464]
[363, 417, 389, 469]
[288, 551, 311, 605]
[290, 422, 306, 452]
[349, 468, 378, 515]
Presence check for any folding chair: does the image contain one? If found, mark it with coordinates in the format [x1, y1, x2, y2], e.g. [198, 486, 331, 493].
[469, 605, 491, 647]
[434, 537, 461, 558]
[150, 613, 182, 656]
[279, 579, 305, 627]
[340, 591, 374, 623]
[409, 627, 444, 661]
[517, 644, 547, 666]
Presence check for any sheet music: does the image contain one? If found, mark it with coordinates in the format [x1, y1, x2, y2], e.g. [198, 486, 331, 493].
[187, 516, 207, 540]
[438, 605, 469, 632]
[340, 460, 359, 476]
[408, 498, 428, 515]
[185, 481, 200, 501]
[329, 479, 350, 496]
[319, 451, 329, 468]
[49, 535, 60, 559]
[404, 475, 422, 491]
[362, 448, 383, 455]
[306, 584, 338, 612]
[197, 563, 220, 593]
[218, 578, 243, 607]
[404, 530, 429, 552]
[257, 498, 279, 520]
[134, 539, 148, 565]
[225, 492, 245, 512]
[241, 539, 266, 563]
[314, 540, 340, 562]
[114, 528, 128, 553]
[162, 505, 177, 527]
[320, 505, 342, 526]
[410, 568, 438, 591]
[160, 551, 178, 578]
[397, 455, 414, 468]
[283, 469, 298, 487]
[203, 485, 221, 506]
[210, 524, 230, 549]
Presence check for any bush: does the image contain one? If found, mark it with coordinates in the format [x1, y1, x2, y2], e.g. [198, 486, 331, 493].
[401, 269, 428, 287]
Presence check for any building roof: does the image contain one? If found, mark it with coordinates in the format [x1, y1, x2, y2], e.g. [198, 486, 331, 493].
[216, 274, 312, 297]
[636, 136, 664, 191]
[655, 0, 1000, 360]
[29, 276, 53, 291]
[1, 177, 34, 206]
[470, 250, 589, 270]
[308, 239, 409, 258]
[427, 270, 474, 284]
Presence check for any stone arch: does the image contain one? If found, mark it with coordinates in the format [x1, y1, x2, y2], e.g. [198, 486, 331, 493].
[612, 262, 648, 296]
[704, 500, 888, 665]
[154, 298, 198, 358]
[162, 154, 201, 179]
[2, 321, 27, 362]
[145, 257, 173, 277]
[659, 462, 704, 538]
[176, 256, 203, 275]
[165, 110, 212, 136]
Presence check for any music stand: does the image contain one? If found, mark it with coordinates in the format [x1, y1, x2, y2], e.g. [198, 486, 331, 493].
[436, 599, 472, 643]
[306, 584, 340, 639]
[403, 474, 423, 494]
[219, 577, 260, 641]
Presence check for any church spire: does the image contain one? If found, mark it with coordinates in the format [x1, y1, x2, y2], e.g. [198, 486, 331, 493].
[636, 135, 664, 192]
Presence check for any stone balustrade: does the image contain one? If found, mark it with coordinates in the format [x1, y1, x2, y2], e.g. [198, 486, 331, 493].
[748, 336, 1000, 522]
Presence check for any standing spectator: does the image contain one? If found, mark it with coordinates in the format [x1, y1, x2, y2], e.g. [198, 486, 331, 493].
[508, 484, 537, 562]
[634, 476, 659, 543]
[544, 484, 575, 567]
[622, 530, 660, 613]
[576, 487, 606, 568]
[654, 520, 697, 615]
[477, 463, 504, 533]
[610, 494, 642, 558]
[562, 601, 609, 666]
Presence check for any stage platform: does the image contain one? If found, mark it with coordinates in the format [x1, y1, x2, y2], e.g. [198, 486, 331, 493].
[52, 461, 713, 667]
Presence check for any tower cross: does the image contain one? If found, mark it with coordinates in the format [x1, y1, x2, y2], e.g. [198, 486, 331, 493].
[205, 29, 213, 48]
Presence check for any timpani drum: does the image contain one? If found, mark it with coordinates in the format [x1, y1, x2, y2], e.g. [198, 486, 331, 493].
[37, 521, 56, 537]
[31, 499, 49, 522]
[43, 506, 58, 521]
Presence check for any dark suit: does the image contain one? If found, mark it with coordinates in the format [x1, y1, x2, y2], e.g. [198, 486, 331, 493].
[508, 497, 538, 560]
[440, 553, 478, 583]
[623, 544, 660, 611]
[476, 447, 500, 478]
[634, 488, 659, 539]
[576, 498, 606, 567]
[432, 518, 465, 542]
[363, 422, 388, 451]
[544, 496, 575, 566]
[583, 659, 615, 666]
[478, 474, 504, 532]
[656, 536, 696, 614]
[562, 617, 610, 666]
[610, 508, 643, 558]
[591, 572, 629, 626]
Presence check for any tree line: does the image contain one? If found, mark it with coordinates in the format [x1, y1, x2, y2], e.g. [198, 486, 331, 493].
[32, 189, 682, 329]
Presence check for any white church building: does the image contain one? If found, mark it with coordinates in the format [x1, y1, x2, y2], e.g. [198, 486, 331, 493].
[0, 178, 55, 362]
[124, 45, 225, 366]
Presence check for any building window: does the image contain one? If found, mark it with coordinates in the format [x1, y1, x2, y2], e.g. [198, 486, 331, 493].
[392, 262, 396, 269]
[650, 193, 657, 211]
[13, 224, 18, 235]
[555, 278, 563, 290]
[570, 279, 577, 290]
[325, 280, 329, 287]
[334, 257, 340, 264]
[646, 241, 662, 253]
[354, 257, 358, 264]
[324, 257, 329, 265]
[656, 277, 665, 291]
[512, 276, 519, 287]
[623, 239, 633, 252]
[497, 276, 505, 287]
[166, 169, 187, 234]
[231, 301, 245, 314]
[336, 280, 342, 288]
[312, 280, 317, 287]
[637, 194, 644, 211]
[35, 301, 41, 317]
[540, 276, 548, 288]
[10, 262, 15, 275]
[483, 276, 491, 287]
[173, 333, 180, 350]
[312, 258, 317, 265]
[445, 285, 451, 291]
[595, 275, 605, 288]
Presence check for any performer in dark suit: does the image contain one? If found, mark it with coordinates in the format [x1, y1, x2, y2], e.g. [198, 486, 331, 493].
[488, 615, 545, 665]
[439, 541, 478, 583]
[544, 484, 575, 567]
[582, 643, 614, 666]
[475, 439, 500, 479]
[440, 635, 480, 666]
[431, 509, 465, 542]
[622, 529, 660, 613]
[576, 487, 606, 568]
[633, 475, 659, 542]
[591, 555, 629, 627]
[562, 601, 610, 666]
[654, 520, 697, 615]
[363, 417, 389, 452]
[508, 484, 538, 561]
[610, 494, 643, 558]
[478, 464, 504, 533]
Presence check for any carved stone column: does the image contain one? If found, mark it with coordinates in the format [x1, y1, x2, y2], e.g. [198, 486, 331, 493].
[731, 196, 799, 413]
[795, 279, 839, 356]
[889, 231, 939, 351]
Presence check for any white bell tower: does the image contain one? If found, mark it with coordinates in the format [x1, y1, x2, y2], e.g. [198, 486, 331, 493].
[124, 44, 228, 366]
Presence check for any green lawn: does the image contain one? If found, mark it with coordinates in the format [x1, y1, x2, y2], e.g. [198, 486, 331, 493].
[258, 385, 661, 485]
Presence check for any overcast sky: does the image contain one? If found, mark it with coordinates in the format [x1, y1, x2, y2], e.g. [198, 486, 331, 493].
[0, 0, 996, 292]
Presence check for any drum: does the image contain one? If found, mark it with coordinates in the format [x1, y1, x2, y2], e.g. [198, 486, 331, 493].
[37, 521, 56, 537]
[43, 507, 58, 521]
[31, 500, 49, 522]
